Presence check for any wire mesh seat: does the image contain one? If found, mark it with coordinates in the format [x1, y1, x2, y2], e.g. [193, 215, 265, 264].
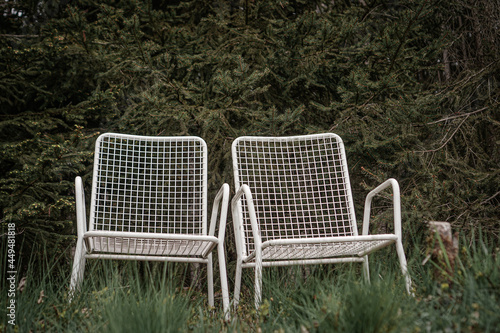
[231, 133, 412, 308]
[69, 133, 230, 315]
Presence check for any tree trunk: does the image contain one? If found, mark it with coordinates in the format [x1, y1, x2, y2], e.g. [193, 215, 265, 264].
[423, 221, 459, 285]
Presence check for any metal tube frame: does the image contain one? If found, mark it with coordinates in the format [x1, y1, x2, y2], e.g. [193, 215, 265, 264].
[230, 134, 414, 310]
[69, 134, 231, 317]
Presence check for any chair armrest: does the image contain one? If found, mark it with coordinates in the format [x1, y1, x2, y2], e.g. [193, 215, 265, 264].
[75, 176, 87, 237]
[208, 183, 231, 317]
[208, 183, 230, 240]
[231, 185, 262, 257]
[362, 178, 402, 238]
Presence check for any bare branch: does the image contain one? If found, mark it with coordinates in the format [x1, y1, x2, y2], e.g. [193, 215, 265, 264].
[480, 191, 500, 205]
[0, 34, 39, 38]
[414, 116, 469, 153]
[427, 107, 488, 124]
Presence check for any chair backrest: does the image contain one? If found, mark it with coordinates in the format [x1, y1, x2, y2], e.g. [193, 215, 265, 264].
[89, 133, 208, 235]
[232, 133, 358, 255]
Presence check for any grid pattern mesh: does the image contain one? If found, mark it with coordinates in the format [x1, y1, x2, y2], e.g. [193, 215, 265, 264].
[233, 134, 357, 256]
[90, 134, 206, 236]
[260, 240, 393, 261]
[91, 238, 215, 257]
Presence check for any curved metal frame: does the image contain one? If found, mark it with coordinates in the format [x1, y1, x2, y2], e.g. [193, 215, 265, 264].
[69, 133, 230, 316]
[231, 133, 412, 309]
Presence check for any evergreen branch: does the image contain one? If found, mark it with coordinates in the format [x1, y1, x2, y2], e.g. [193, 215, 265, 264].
[387, 0, 428, 74]
[133, 15, 150, 66]
[245, 0, 249, 25]
[11, 177, 41, 198]
[360, 4, 384, 23]
[329, 116, 351, 131]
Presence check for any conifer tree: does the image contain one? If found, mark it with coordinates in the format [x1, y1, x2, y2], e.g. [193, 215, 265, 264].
[0, 0, 498, 271]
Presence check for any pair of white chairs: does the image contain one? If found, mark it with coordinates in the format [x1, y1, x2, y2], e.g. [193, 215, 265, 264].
[69, 133, 412, 316]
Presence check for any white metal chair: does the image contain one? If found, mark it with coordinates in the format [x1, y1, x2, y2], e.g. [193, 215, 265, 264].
[69, 133, 230, 315]
[231, 133, 412, 309]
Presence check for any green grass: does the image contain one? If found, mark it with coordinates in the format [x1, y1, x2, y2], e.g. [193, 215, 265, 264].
[1, 233, 499, 332]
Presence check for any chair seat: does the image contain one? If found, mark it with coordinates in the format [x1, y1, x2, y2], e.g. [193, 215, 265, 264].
[243, 235, 398, 262]
[86, 235, 218, 258]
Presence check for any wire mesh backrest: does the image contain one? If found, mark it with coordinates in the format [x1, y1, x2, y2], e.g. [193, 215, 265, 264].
[89, 133, 207, 235]
[232, 133, 357, 254]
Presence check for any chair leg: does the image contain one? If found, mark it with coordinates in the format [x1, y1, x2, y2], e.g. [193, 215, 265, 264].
[69, 238, 86, 302]
[362, 255, 370, 283]
[217, 243, 230, 319]
[207, 253, 214, 307]
[254, 260, 262, 310]
[233, 259, 243, 309]
[396, 240, 412, 294]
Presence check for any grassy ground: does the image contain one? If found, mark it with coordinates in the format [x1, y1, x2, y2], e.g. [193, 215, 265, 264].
[1, 233, 499, 332]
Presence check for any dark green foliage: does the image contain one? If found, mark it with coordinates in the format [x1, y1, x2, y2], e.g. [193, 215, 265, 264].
[0, 0, 498, 275]
[0, 127, 96, 270]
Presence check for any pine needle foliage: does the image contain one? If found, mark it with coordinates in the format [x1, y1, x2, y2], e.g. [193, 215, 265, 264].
[0, 0, 498, 272]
